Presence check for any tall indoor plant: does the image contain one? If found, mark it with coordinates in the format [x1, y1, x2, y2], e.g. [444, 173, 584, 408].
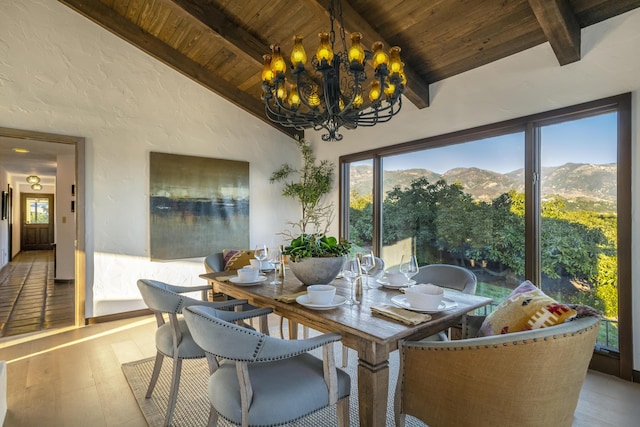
[270, 136, 350, 284]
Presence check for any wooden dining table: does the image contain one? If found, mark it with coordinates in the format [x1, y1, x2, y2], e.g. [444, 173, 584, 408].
[200, 270, 493, 427]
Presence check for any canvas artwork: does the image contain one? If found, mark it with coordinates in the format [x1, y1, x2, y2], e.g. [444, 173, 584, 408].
[149, 152, 250, 260]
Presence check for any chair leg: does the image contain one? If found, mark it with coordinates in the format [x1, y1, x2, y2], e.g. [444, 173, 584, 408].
[337, 397, 350, 427]
[342, 346, 348, 368]
[164, 357, 182, 427]
[145, 352, 164, 398]
[207, 406, 218, 427]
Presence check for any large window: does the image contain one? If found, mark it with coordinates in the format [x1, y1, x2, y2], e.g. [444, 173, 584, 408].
[340, 94, 631, 378]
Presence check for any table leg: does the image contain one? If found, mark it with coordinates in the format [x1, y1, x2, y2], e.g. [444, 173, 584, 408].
[357, 351, 390, 426]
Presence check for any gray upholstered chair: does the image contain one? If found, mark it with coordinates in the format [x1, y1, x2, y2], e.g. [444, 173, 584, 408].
[137, 279, 272, 427]
[412, 263, 477, 341]
[183, 304, 351, 427]
[412, 263, 477, 294]
[394, 314, 600, 427]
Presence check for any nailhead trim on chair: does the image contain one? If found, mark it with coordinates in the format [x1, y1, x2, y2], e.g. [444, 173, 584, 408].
[189, 310, 337, 362]
[412, 322, 598, 352]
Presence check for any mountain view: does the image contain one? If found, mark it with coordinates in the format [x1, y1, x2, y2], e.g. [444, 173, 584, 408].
[350, 163, 617, 211]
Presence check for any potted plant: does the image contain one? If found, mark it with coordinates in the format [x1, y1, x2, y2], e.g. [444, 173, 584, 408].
[270, 136, 351, 284]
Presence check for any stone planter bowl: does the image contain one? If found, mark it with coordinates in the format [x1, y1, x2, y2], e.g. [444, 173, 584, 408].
[288, 256, 345, 285]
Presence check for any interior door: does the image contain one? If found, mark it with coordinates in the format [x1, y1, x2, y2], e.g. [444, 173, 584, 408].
[21, 193, 55, 251]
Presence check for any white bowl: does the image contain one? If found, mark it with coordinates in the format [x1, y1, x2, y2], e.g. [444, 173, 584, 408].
[237, 267, 259, 282]
[306, 284, 337, 305]
[385, 270, 407, 285]
[405, 283, 444, 310]
[250, 259, 272, 270]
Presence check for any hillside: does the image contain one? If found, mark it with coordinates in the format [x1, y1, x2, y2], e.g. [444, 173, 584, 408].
[349, 163, 616, 208]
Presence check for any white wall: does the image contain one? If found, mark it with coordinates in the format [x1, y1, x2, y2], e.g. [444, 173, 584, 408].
[0, 0, 299, 317]
[55, 154, 75, 280]
[312, 9, 640, 370]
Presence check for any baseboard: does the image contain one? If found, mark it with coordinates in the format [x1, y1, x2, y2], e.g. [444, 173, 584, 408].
[54, 279, 74, 284]
[86, 308, 153, 325]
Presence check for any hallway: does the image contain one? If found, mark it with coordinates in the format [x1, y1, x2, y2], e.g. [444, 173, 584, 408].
[0, 250, 74, 338]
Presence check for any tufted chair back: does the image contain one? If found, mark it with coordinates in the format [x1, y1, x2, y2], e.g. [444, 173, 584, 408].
[184, 304, 351, 427]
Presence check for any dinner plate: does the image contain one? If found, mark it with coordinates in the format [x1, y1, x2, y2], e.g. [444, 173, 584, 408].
[390, 295, 458, 313]
[376, 278, 416, 289]
[296, 294, 347, 310]
[229, 275, 268, 286]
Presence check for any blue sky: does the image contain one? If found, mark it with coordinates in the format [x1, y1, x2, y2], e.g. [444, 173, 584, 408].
[380, 112, 617, 174]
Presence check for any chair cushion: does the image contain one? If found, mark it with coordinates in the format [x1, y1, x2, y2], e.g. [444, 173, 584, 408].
[478, 280, 577, 337]
[208, 353, 350, 425]
[222, 249, 255, 271]
[155, 318, 206, 359]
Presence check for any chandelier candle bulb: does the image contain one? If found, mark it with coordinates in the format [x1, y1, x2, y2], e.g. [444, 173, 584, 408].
[348, 32, 365, 65]
[369, 80, 381, 101]
[388, 47, 403, 74]
[290, 35, 307, 68]
[261, 55, 274, 82]
[270, 44, 287, 74]
[316, 32, 334, 65]
[371, 41, 389, 69]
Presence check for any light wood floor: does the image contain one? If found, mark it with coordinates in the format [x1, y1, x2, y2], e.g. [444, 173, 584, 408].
[0, 314, 639, 426]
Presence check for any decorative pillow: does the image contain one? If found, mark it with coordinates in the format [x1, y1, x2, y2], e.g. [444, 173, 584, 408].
[478, 280, 577, 337]
[222, 249, 254, 271]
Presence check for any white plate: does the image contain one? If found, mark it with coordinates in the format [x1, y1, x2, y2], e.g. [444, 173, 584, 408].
[296, 294, 347, 310]
[377, 278, 416, 289]
[229, 275, 268, 286]
[390, 295, 458, 313]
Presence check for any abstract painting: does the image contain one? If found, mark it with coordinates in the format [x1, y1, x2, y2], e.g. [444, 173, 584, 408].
[149, 152, 250, 260]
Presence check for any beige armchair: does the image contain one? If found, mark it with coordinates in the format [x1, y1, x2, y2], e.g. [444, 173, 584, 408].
[394, 314, 600, 427]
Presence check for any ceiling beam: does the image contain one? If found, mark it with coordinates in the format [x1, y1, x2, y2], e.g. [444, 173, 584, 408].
[528, 0, 581, 65]
[58, 0, 301, 139]
[307, 0, 430, 109]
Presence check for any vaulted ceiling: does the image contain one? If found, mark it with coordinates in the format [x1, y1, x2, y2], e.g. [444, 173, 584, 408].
[60, 0, 640, 139]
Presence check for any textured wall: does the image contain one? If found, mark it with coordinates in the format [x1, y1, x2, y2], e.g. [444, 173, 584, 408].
[0, 0, 299, 316]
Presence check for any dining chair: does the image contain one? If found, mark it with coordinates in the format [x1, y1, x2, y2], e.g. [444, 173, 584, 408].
[412, 263, 477, 341]
[394, 314, 600, 427]
[183, 304, 351, 427]
[136, 279, 273, 427]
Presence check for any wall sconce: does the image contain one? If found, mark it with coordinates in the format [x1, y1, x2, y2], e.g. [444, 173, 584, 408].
[26, 175, 40, 184]
[31, 183, 42, 191]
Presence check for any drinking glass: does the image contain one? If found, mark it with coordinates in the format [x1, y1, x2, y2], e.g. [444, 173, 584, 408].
[341, 257, 361, 305]
[254, 245, 269, 273]
[359, 250, 375, 289]
[270, 250, 282, 285]
[399, 254, 419, 284]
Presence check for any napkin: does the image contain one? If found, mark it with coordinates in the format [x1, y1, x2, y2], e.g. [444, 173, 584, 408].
[274, 291, 308, 303]
[216, 275, 236, 282]
[371, 304, 432, 325]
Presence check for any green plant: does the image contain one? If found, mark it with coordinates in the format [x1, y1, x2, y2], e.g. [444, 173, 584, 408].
[283, 233, 351, 262]
[270, 135, 335, 237]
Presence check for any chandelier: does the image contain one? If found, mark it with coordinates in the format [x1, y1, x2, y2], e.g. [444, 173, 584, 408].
[261, 0, 406, 142]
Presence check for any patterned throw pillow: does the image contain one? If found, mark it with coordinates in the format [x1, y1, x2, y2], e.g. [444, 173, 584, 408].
[222, 249, 255, 271]
[478, 280, 577, 337]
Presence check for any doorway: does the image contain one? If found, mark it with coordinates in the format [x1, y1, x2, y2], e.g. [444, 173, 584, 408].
[0, 126, 85, 330]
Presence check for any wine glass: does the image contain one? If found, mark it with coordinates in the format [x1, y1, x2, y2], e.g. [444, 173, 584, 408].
[254, 245, 269, 274]
[399, 254, 419, 285]
[340, 256, 361, 305]
[270, 250, 282, 285]
[359, 250, 375, 289]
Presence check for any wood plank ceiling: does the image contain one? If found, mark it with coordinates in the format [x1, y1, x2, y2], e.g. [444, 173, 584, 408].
[59, 0, 640, 139]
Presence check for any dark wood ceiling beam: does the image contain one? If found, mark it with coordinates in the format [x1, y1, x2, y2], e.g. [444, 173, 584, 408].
[169, 0, 266, 64]
[57, 0, 300, 139]
[307, 0, 430, 109]
[528, 0, 581, 65]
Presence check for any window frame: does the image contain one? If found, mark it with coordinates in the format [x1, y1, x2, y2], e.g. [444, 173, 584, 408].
[339, 93, 632, 379]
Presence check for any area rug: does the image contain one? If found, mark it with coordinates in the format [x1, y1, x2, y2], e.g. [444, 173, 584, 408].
[122, 342, 425, 426]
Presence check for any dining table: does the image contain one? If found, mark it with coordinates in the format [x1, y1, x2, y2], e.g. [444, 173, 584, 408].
[200, 269, 493, 427]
